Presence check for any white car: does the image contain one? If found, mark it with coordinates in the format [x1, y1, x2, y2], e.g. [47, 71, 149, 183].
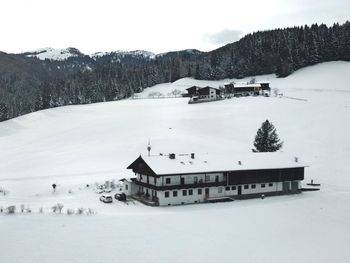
[99, 195, 113, 203]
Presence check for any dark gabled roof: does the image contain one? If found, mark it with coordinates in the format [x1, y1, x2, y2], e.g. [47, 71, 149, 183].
[186, 86, 200, 91]
[127, 155, 157, 176]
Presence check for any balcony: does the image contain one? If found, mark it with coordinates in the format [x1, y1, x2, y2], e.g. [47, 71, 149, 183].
[132, 192, 159, 206]
[134, 180, 227, 191]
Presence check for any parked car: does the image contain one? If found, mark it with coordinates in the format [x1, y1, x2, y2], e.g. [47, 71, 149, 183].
[99, 195, 113, 203]
[114, 193, 126, 201]
[95, 188, 104, 194]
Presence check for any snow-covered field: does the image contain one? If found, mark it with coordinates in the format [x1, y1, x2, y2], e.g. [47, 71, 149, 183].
[1, 61, 350, 263]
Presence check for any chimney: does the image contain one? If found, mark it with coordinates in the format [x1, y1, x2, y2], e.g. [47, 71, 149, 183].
[294, 157, 298, 163]
[191, 153, 195, 159]
[169, 153, 176, 159]
[238, 161, 242, 165]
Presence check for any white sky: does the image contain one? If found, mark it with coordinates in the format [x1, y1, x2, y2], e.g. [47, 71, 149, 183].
[1, 0, 348, 54]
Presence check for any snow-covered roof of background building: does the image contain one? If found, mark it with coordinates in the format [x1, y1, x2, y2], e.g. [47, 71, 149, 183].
[234, 83, 262, 88]
[136, 152, 306, 175]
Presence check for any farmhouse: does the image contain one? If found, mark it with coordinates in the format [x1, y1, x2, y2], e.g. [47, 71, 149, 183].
[224, 82, 271, 96]
[125, 152, 306, 206]
[188, 86, 223, 103]
[185, 86, 200, 97]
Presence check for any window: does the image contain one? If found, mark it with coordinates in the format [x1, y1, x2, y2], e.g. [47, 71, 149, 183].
[183, 190, 187, 196]
[218, 187, 223, 193]
[140, 175, 143, 180]
[194, 176, 198, 184]
[154, 177, 157, 184]
[166, 178, 171, 184]
[189, 189, 193, 195]
[180, 177, 185, 185]
[125, 184, 129, 190]
[261, 184, 266, 188]
[225, 186, 230, 191]
[251, 184, 256, 189]
[173, 191, 178, 197]
[269, 183, 273, 187]
[231, 186, 236, 191]
[198, 188, 202, 195]
[205, 175, 210, 182]
[244, 185, 249, 189]
[165, 191, 169, 198]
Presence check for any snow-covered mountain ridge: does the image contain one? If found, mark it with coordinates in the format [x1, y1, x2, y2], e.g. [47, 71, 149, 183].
[24, 47, 83, 61]
[21, 47, 201, 61]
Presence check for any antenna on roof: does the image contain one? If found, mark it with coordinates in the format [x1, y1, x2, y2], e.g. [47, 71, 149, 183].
[147, 139, 152, 157]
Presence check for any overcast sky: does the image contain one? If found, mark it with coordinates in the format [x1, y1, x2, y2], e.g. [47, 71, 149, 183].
[1, 0, 348, 54]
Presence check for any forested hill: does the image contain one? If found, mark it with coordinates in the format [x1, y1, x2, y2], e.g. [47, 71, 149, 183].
[0, 22, 349, 121]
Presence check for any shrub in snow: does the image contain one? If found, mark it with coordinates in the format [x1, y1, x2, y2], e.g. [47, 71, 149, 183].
[0, 206, 3, 213]
[86, 208, 96, 215]
[25, 208, 32, 213]
[76, 208, 85, 215]
[6, 205, 16, 214]
[68, 189, 73, 194]
[39, 207, 44, 213]
[148, 91, 163, 98]
[51, 203, 64, 213]
[0, 187, 9, 196]
[170, 89, 182, 97]
[249, 77, 256, 84]
[20, 204, 25, 213]
[66, 209, 74, 215]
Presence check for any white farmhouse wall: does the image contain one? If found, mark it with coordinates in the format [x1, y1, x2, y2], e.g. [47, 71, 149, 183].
[158, 188, 207, 206]
[123, 181, 138, 196]
[240, 182, 283, 195]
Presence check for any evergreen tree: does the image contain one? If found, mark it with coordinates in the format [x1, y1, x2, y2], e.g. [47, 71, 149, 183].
[253, 120, 283, 152]
[0, 103, 9, 122]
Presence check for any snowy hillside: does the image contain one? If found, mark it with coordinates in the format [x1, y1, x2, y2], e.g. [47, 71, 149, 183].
[24, 47, 83, 61]
[1, 61, 350, 263]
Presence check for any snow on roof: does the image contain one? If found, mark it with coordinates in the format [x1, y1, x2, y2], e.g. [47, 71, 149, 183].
[140, 152, 306, 175]
[234, 83, 262, 88]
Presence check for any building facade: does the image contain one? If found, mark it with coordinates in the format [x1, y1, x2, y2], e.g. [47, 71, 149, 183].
[188, 86, 223, 103]
[224, 82, 271, 96]
[126, 152, 306, 206]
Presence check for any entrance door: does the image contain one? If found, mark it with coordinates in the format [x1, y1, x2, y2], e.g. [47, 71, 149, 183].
[291, 181, 298, 193]
[282, 182, 290, 194]
[205, 188, 210, 198]
[238, 185, 242, 195]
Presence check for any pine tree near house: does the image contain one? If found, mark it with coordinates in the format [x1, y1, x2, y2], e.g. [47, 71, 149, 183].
[253, 120, 283, 152]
